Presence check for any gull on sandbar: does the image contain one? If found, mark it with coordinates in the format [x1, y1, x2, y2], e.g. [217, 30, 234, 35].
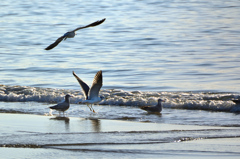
[140, 99, 165, 113]
[45, 18, 106, 50]
[73, 70, 104, 113]
[49, 94, 72, 116]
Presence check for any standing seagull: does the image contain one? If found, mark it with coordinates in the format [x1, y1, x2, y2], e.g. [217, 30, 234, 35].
[73, 70, 103, 113]
[45, 18, 106, 50]
[140, 99, 165, 113]
[49, 94, 72, 116]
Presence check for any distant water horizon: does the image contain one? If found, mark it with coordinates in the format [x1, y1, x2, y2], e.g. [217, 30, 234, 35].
[1, 0, 240, 93]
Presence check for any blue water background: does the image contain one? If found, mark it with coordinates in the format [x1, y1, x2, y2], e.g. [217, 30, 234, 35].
[1, 0, 240, 92]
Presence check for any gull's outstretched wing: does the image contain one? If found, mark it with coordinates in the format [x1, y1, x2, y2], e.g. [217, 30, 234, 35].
[89, 70, 103, 99]
[72, 18, 106, 32]
[73, 71, 90, 100]
[45, 35, 65, 50]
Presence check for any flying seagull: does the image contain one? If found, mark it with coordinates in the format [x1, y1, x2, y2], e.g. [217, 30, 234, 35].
[140, 99, 165, 113]
[72, 70, 104, 113]
[49, 94, 72, 116]
[45, 18, 106, 50]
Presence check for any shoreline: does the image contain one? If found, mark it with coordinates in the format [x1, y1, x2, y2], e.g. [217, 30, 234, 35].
[0, 113, 240, 158]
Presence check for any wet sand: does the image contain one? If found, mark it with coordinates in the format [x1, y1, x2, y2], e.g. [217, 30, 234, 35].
[0, 113, 240, 158]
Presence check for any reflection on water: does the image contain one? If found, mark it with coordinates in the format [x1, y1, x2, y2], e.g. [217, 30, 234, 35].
[50, 117, 70, 131]
[144, 112, 162, 116]
[90, 119, 101, 132]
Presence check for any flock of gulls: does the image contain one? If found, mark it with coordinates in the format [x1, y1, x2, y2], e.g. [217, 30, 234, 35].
[46, 18, 165, 116]
[45, 18, 240, 116]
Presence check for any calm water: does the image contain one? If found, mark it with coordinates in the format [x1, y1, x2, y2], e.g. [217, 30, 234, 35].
[0, 0, 240, 122]
[1, 1, 240, 157]
[1, 0, 240, 92]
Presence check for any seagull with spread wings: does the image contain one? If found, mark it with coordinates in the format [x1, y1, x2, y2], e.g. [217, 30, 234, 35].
[73, 70, 104, 113]
[45, 18, 106, 50]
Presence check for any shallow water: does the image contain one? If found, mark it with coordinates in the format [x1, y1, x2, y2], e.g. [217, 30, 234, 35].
[0, 0, 240, 157]
[0, 113, 240, 159]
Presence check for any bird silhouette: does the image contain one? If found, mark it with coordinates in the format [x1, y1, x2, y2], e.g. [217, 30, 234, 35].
[45, 18, 106, 50]
[49, 94, 72, 116]
[140, 99, 165, 113]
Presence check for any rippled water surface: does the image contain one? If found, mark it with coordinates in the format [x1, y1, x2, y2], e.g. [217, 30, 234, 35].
[1, 0, 240, 92]
[1, 1, 240, 158]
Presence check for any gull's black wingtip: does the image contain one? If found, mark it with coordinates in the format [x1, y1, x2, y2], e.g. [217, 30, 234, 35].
[99, 18, 106, 24]
[140, 106, 148, 111]
[72, 71, 76, 76]
[49, 105, 56, 109]
[232, 100, 240, 104]
[44, 45, 54, 50]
